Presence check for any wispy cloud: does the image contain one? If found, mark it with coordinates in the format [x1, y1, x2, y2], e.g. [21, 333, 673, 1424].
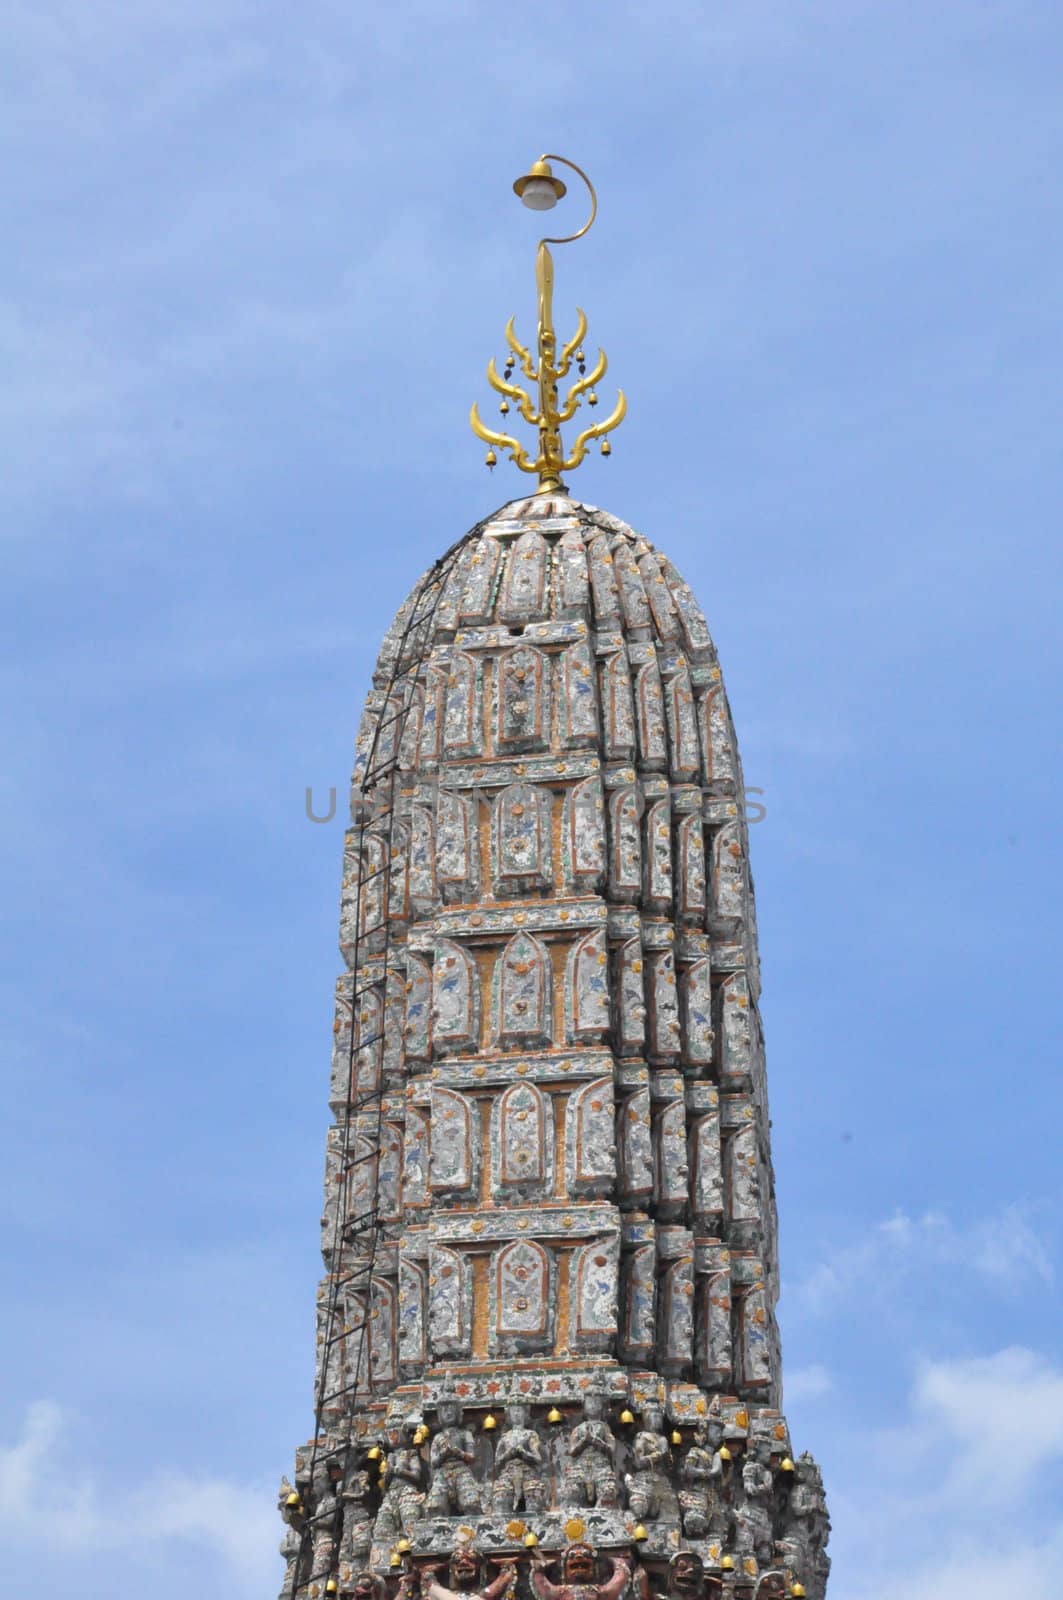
[797, 1204, 1055, 1313]
[835, 1346, 1063, 1599]
[0, 1401, 278, 1593]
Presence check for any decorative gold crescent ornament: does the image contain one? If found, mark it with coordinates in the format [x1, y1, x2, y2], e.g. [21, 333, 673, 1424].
[470, 153, 626, 493]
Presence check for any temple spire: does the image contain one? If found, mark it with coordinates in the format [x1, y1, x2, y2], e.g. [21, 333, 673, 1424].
[470, 154, 626, 492]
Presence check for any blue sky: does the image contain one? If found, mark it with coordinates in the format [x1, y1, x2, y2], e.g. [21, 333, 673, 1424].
[2, 2, 1061, 1595]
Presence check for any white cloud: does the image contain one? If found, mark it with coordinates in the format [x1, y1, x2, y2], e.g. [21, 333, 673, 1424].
[0, 1401, 278, 1594]
[797, 1204, 1054, 1312]
[834, 1346, 1063, 1600]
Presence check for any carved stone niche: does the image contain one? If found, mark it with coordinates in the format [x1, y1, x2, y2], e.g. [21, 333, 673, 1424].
[428, 1243, 472, 1360]
[693, 1237, 732, 1390]
[558, 637, 600, 748]
[566, 928, 611, 1044]
[720, 1095, 763, 1250]
[564, 1075, 616, 1198]
[562, 776, 606, 892]
[491, 1080, 555, 1202]
[613, 935, 646, 1058]
[569, 1233, 620, 1354]
[429, 1086, 480, 1201]
[677, 956, 713, 1077]
[496, 643, 552, 752]
[731, 1252, 775, 1401]
[617, 1084, 653, 1209]
[443, 650, 484, 759]
[688, 1086, 723, 1233]
[652, 1074, 688, 1219]
[497, 527, 549, 624]
[619, 1218, 656, 1366]
[494, 931, 555, 1049]
[431, 940, 481, 1058]
[600, 649, 636, 761]
[489, 1238, 556, 1356]
[656, 1226, 695, 1379]
[492, 782, 554, 896]
[435, 788, 480, 905]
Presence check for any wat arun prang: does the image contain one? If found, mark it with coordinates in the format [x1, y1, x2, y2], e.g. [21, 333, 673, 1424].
[277, 155, 830, 1600]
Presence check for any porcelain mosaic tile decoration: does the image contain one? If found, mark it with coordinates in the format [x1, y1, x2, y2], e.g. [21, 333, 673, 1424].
[278, 495, 830, 1600]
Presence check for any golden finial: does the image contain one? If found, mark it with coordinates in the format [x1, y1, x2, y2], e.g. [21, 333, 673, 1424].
[470, 153, 626, 493]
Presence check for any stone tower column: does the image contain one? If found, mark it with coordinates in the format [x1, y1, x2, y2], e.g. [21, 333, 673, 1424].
[278, 494, 830, 1600]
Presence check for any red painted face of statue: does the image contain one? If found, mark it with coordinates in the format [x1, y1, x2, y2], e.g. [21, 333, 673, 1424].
[564, 1546, 596, 1583]
[451, 1548, 480, 1590]
[670, 1554, 703, 1596]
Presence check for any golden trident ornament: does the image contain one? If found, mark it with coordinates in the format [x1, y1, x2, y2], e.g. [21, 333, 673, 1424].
[470, 154, 626, 493]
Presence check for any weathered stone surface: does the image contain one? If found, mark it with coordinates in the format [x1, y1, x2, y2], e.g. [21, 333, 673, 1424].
[281, 495, 829, 1600]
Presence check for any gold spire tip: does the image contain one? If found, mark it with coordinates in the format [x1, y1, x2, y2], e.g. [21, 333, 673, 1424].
[470, 152, 626, 493]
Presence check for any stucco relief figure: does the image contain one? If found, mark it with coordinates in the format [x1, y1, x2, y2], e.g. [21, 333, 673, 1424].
[337, 1467, 373, 1568]
[426, 1399, 482, 1515]
[751, 1576, 788, 1600]
[308, 1459, 344, 1589]
[277, 1476, 306, 1599]
[490, 1402, 547, 1514]
[678, 1418, 728, 1539]
[424, 1546, 519, 1600]
[780, 1453, 831, 1592]
[625, 1406, 678, 1521]
[734, 1442, 774, 1565]
[562, 1391, 620, 1509]
[531, 1543, 631, 1600]
[340, 1571, 381, 1600]
[635, 1549, 724, 1600]
[373, 1432, 425, 1541]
